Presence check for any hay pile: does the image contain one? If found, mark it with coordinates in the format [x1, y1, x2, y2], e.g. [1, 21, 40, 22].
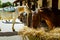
[18, 26, 60, 40]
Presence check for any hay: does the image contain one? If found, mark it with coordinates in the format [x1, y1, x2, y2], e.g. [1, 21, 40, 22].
[18, 26, 60, 40]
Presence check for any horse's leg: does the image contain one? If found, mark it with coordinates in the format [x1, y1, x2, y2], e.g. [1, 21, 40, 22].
[8, 20, 10, 22]
[6, 20, 7, 22]
[45, 19, 55, 30]
[0, 26, 1, 31]
[12, 17, 16, 32]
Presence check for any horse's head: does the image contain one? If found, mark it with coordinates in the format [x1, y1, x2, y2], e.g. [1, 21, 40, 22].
[17, 6, 30, 24]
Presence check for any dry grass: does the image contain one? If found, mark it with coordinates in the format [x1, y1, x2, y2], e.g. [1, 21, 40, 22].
[18, 26, 60, 40]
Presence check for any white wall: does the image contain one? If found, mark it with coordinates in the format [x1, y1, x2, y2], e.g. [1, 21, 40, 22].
[1, 0, 15, 3]
[38, 0, 42, 8]
[38, 0, 52, 8]
[47, 0, 52, 8]
[58, 0, 60, 9]
[47, 0, 60, 9]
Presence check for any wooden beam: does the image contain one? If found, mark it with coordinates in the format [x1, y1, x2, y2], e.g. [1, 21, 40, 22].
[42, 0, 47, 7]
[52, 0, 58, 10]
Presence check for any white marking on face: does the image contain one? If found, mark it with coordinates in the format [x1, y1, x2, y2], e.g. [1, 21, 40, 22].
[35, 9, 38, 13]
[31, 11, 34, 16]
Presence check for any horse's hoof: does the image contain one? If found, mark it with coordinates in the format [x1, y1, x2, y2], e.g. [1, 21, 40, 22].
[13, 29, 15, 32]
[0, 29, 1, 31]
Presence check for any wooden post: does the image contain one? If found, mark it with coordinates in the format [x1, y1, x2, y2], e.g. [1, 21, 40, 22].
[42, 0, 47, 7]
[52, 0, 58, 14]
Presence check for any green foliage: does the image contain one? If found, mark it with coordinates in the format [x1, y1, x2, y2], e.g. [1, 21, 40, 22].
[0, 0, 2, 8]
[2, 2, 13, 7]
[6, 2, 13, 6]
[0, 2, 13, 8]
[2, 3, 7, 7]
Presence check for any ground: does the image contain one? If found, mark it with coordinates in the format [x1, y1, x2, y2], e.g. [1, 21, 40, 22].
[0, 35, 22, 40]
[0, 18, 24, 32]
[0, 18, 25, 40]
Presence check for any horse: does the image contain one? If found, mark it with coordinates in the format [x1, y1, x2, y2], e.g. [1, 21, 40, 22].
[0, 6, 30, 31]
[37, 8, 55, 29]
[12, 6, 31, 31]
[18, 7, 59, 30]
[32, 8, 60, 30]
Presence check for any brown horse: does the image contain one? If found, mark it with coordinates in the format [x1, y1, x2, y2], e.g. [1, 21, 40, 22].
[37, 8, 55, 29]
[18, 7, 60, 30]
[32, 8, 60, 30]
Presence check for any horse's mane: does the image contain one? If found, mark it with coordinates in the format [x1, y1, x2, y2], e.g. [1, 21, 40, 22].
[39, 8, 60, 27]
[40, 8, 53, 16]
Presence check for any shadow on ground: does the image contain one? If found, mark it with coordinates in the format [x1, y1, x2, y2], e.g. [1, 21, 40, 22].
[2, 22, 23, 24]
[0, 32, 18, 36]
